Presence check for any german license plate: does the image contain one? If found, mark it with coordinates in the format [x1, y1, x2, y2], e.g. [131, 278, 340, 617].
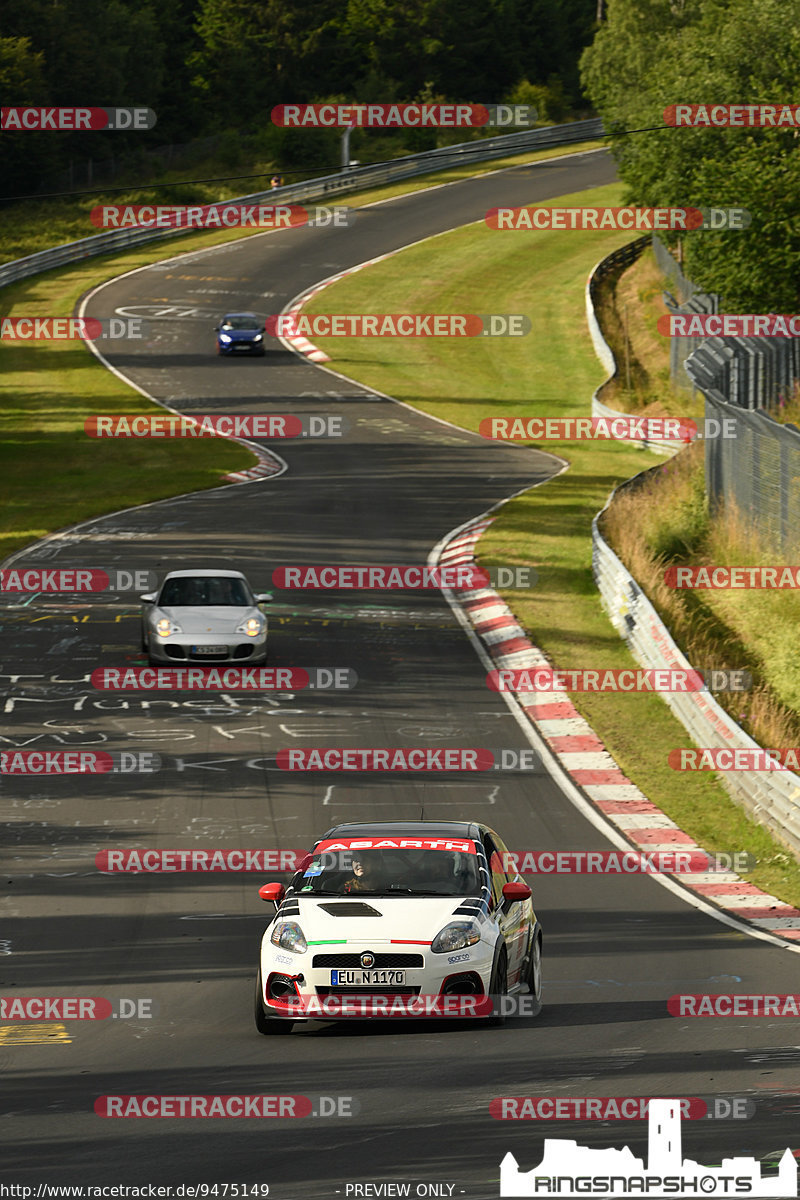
[330, 969, 406, 986]
[192, 644, 227, 655]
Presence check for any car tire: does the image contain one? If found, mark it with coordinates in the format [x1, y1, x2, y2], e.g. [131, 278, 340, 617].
[525, 932, 543, 1017]
[488, 945, 508, 1026]
[254, 970, 293, 1035]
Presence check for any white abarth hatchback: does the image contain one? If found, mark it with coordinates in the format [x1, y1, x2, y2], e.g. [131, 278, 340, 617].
[255, 820, 542, 1033]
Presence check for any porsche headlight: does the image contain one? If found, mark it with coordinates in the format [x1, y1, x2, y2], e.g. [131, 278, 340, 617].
[237, 615, 264, 637]
[431, 921, 481, 954]
[156, 616, 182, 638]
[270, 921, 307, 954]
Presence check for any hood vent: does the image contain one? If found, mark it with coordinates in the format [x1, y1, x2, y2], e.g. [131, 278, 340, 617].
[316, 901, 382, 917]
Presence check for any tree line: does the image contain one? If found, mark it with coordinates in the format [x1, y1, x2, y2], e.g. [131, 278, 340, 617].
[580, 0, 800, 310]
[0, 0, 597, 198]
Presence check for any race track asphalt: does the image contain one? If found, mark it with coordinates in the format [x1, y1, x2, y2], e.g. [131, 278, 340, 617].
[2, 149, 799, 1197]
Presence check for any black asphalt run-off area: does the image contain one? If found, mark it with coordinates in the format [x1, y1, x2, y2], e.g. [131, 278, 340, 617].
[2, 150, 799, 1197]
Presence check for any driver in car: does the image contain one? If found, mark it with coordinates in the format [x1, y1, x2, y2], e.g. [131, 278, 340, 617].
[343, 850, 384, 894]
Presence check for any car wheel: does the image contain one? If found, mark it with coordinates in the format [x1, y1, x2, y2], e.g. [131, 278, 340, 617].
[526, 933, 543, 1016]
[488, 946, 508, 1026]
[254, 970, 293, 1035]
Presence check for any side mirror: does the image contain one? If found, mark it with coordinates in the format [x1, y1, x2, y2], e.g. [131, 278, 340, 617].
[502, 880, 532, 903]
[214, 324, 220, 330]
[139, 593, 157, 604]
[254, 592, 273, 604]
[259, 882, 285, 907]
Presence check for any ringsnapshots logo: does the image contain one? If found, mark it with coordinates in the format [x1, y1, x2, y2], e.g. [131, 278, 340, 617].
[0, 567, 157, 592]
[664, 103, 800, 127]
[90, 204, 355, 230]
[1, 317, 145, 341]
[1, 106, 156, 131]
[266, 314, 530, 338]
[486, 207, 750, 231]
[498, 1098, 797, 1197]
[271, 103, 537, 128]
[271, 564, 537, 589]
[84, 414, 345, 439]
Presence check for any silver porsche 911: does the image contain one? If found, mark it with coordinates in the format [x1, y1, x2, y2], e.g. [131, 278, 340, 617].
[140, 569, 271, 665]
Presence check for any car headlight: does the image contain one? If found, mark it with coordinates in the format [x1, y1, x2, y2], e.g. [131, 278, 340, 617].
[431, 921, 482, 954]
[270, 921, 307, 954]
[156, 616, 182, 638]
[219, 333, 232, 343]
[237, 615, 264, 637]
[252, 333, 263, 342]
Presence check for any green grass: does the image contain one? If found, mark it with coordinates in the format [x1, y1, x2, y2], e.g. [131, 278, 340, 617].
[300, 180, 800, 908]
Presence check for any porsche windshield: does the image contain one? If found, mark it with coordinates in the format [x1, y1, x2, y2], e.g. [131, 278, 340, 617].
[294, 845, 482, 897]
[159, 576, 251, 607]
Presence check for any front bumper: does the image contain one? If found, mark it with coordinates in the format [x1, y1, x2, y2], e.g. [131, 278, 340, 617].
[147, 631, 267, 664]
[259, 944, 492, 1021]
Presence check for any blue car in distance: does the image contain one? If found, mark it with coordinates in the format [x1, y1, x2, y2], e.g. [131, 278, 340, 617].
[215, 312, 266, 356]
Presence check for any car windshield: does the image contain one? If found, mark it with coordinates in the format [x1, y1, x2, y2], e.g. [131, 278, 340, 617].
[221, 316, 260, 331]
[293, 845, 482, 898]
[158, 576, 252, 607]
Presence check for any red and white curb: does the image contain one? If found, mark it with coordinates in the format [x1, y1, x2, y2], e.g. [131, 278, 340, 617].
[439, 516, 800, 943]
[222, 440, 285, 483]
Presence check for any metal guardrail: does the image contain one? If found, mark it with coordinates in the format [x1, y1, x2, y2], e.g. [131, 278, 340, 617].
[0, 118, 604, 291]
[587, 242, 800, 859]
